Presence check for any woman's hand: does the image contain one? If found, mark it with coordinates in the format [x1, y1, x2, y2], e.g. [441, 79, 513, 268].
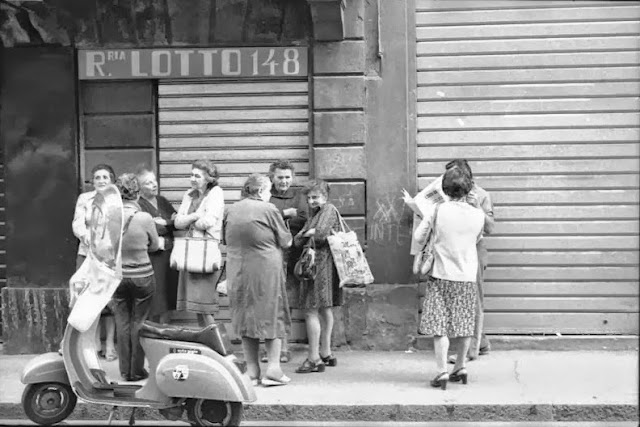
[154, 217, 167, 226]
[401, 188, 413, 204]
[303, 228, 316, 238]
[194, 218, 208, 230]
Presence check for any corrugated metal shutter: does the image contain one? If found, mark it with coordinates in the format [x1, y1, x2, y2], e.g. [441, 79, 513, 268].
[416, 0, 640, 334]
[158, 78, 310, 341]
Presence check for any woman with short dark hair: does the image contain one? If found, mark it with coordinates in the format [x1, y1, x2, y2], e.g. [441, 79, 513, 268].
[174, 159, 225, 327]
[113, 173, 161, 381]
[225, 174, 293, 386]
[415, 167, 485, 389]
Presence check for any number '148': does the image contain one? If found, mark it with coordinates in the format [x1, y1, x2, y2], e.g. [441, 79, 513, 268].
[251, 48, 300, 75]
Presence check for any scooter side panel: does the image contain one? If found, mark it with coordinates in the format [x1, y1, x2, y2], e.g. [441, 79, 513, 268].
[21, 352, 69, 385]
[156, 353, 246, 402]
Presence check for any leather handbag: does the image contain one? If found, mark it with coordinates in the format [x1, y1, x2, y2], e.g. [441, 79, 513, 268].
[294, 238, 317, 281]
[170, 226, 221, 274]
[412, 204, 441, 276]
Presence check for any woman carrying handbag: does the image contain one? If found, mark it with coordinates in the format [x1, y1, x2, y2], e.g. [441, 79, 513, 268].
[174, 159, 225, 327]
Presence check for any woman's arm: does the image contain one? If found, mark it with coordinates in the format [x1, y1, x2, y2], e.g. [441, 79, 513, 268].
[267, 205, 293, 249]
[413, 204, 437, 246]
[174, 192, 199, 229]
[194, 187, 225, 233]
[72, 193, 90, 245]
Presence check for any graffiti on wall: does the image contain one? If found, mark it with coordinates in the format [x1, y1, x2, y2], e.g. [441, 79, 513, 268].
[369, 192, 411, 246]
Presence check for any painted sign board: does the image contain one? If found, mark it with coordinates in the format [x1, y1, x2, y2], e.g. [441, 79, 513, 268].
[78, 47, 308, 80]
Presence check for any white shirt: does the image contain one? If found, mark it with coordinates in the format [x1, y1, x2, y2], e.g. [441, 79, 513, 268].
[414, 201, 484, 282]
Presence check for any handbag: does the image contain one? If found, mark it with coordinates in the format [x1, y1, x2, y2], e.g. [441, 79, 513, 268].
[294, 238, 317, 281]
[412, 204, 440, 276]
[326, 207, 374, 288]
[170, 226, 221, 273]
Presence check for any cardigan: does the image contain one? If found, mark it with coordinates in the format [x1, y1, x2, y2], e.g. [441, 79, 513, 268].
[121, 201, 161, 278]
[72, 190, 96, 257]
[174, 186, 225, 240]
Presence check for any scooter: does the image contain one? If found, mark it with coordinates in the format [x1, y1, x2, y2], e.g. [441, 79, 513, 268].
[21, 184, 255, 426]
[21, 317, 255, 426]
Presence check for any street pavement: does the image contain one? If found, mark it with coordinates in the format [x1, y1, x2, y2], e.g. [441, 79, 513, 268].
[0, 348, 637, 423]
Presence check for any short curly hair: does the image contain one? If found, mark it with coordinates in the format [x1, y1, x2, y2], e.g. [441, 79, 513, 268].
[242, 174, 271, 198]
[268, 160, 295, 177]
[301, 179, 330, 198]
[91, 164, 116, 183]
[192, 159, 219, 188]
[116, 173, 140, 201]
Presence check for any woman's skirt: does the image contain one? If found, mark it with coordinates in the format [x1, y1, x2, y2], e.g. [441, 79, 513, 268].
[419, 276, 477, 338]
[176, 270, 222, 315]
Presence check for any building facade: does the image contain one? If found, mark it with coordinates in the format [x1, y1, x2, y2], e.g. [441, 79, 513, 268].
[0, 0, 638, 353]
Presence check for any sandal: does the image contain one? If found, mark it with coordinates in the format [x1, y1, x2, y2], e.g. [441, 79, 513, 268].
[321, 354, 337, 367]
[279, 351, 291, 363]
[262, 374, 290, 387]
[295, 358, 325, 374]
[430, 371, 449, 390]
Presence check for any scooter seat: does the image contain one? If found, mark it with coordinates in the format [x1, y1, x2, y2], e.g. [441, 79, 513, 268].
[139, 321, 230, 355]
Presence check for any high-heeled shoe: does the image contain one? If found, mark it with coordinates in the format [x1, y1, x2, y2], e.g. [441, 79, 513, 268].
[449, 368, 468, 384]
[430, 372, 449, 390]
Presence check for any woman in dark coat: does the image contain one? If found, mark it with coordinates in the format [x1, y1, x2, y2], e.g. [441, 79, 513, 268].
[136, 168, 179, 324]
[293, 180, 342, 374]
[225, 174, 293, 386]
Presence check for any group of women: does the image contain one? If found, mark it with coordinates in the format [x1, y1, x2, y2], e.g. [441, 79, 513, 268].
[73, 159, 344, 385]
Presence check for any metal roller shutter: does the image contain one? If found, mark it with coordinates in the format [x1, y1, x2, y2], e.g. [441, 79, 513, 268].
[158, 78, 310, 341]
[415, 0, 640, 334]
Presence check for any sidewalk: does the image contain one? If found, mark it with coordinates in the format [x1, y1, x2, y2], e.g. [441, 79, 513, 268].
[0, 349, 638, 422]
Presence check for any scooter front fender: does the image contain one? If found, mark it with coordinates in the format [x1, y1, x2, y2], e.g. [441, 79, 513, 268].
[21, 352, 69, 385]
[156, 353, 255, 403]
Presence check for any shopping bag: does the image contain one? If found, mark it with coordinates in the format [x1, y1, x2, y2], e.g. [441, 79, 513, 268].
[170, 227, 221, 273]
[68, 184, 123, 332]
[326, 208, 374, 288]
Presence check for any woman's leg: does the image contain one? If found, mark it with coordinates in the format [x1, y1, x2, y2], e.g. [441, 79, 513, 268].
[433, 335, 450, 374]
[241, 337, 260, 380]
[454, 337, 472, 372]
[318, 307, 334, 358]
[304, 309, 321, 362]
[104, 315, 117, 359]
[264, 338, 284, 380]
[197, 313, 215, 327]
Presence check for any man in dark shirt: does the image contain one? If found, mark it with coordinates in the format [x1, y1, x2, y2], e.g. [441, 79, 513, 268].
[261, 160, 308, 363]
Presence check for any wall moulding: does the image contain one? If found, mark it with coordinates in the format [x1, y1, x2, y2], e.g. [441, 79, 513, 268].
[306, 0, 346, 41]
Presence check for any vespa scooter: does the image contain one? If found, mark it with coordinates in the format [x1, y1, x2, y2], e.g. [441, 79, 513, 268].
[21, 184, 255, 426]
[22, 316, 255, 426]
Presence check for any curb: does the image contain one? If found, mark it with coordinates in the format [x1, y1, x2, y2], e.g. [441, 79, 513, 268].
[415, 336, 639, 352]
[1, 402, 638, 422]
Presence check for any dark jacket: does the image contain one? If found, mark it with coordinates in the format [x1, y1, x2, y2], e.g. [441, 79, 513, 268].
[269, 187, 308, 237]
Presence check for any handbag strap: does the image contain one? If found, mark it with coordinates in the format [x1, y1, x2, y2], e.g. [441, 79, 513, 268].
[420, 203, 441, 251]
[122, 212, 137, 235]
[330, 204, 350, 233]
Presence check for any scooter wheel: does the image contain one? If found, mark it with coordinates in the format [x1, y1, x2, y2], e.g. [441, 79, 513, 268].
[22, 382, 77, 425]
[186, 399, 243, 426]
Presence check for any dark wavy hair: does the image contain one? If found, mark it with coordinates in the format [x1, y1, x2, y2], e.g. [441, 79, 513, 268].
[91, 164, 116, 183]
[192, 159, 219, 188]
[445, 158, 473, 180]
[442, 167, 472, 200]
[116, 173, 140, 201]
[301, 179, 330, 198]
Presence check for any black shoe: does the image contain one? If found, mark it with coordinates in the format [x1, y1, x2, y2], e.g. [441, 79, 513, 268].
[295, 358, 325, 374]
[128, 370, 149, 381]
[430, 372, 449, 390]
[449, 368, 468, 384]
[320, 354, 337, 367]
